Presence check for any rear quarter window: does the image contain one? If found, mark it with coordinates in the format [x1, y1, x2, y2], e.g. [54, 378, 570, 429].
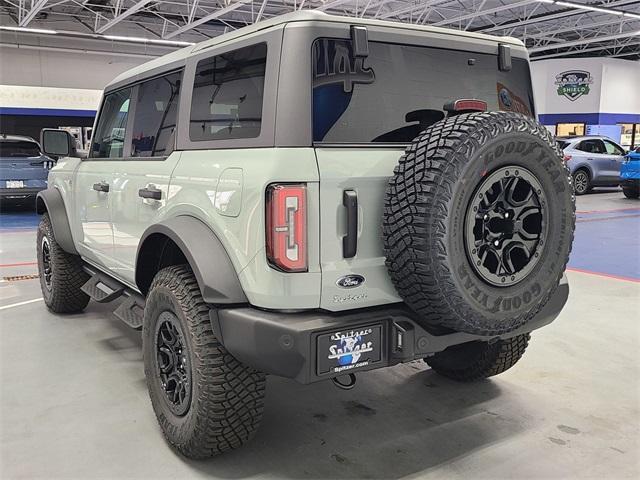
[189, 43, 267, 141]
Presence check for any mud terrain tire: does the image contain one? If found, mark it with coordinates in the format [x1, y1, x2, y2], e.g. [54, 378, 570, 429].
[143, 265, 266, 459]
[383, 112, 575, 335]
[426, 334, 530, 382]
[36, 213, 90, 313]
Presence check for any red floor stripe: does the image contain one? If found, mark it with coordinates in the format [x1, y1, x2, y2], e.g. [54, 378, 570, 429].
[567, 267, 640, 284]
[0, 261, 37, 268]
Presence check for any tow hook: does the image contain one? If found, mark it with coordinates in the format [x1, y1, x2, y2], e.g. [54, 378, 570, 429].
[331, 373, 357, 390]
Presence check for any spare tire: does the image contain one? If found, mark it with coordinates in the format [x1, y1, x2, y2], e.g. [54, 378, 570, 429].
[383, 112, 575, 335]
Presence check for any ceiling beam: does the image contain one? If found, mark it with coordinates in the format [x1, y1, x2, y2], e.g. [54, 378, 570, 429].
[531, 39, 640, 59]
[432, 0, 539, 27]
[529, 29, 640, 53]
[477, 0, 638, 33]
[163, 0, 252, 39]
[95, 0, 153, 33]
[19, 0, 49, 26]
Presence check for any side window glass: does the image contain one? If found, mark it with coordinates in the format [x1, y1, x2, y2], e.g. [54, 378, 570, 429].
[131, 71, 182, 157]
[604, 140, 624, 156]
[578, 140, 605, 154]
[190, 43, 267, 141]
[91, 89, 131, 158]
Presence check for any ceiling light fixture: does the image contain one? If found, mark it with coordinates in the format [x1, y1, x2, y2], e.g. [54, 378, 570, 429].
[0, 26, 57, 35]
[103, 35, 194, 46]
[555, 1, 623, 15]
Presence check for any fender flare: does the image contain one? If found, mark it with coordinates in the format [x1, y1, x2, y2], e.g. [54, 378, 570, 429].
[136, 216, 248, 304]
[36, 189, 78, 255]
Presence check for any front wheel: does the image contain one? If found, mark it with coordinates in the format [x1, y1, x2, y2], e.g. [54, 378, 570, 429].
[36, 213, 90, 313]
[426, 334, 530, 382]
[143, 265, 266, 459]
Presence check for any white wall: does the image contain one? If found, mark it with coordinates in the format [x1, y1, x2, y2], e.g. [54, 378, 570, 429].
[531, 58, 603, 115]
[531, 57, 640, 115]
[0, 46, 148, 90]
[600, 59, 640, 115]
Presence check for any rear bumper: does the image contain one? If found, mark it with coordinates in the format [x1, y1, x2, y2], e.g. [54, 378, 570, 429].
[0, 187, 44, 202]
[212, 275, 569, 384]
[621, 178, 640, 189]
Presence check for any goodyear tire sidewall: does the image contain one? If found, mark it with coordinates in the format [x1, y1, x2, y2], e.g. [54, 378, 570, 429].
[447, 131, 573, 329]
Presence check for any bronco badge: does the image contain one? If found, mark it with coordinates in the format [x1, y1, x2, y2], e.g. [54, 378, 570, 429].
[336, 274, 365, 288]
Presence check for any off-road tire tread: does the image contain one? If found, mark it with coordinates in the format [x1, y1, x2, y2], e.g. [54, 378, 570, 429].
[426, 333, 530, 382]
[383, 112, 575, 335]
[144, 265, 266, 459]
[36, 213, 90, 313]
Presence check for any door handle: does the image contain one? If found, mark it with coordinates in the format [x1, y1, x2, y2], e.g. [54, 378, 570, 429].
[342, 190, 358, 259]
[92, 181, 109, 193]
[138, 187, 162, 200]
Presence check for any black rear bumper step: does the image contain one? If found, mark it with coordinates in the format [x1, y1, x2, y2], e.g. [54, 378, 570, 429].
[212, 276, 569, 385]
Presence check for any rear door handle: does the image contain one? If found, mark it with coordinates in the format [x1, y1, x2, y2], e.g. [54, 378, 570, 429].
[138, 187, 162, 200]
[342, 190, 358, 258]
[92, 181, 109, 193]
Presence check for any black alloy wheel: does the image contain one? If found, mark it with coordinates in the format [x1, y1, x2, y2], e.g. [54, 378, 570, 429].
[155, 311, 192, 416]
[465, 166, 547, 287]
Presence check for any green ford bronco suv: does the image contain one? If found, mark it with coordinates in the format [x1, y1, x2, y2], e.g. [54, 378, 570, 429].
[36, 11, 574, 459]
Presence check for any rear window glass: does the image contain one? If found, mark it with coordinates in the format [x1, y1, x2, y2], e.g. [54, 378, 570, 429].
[0, 141, 40, 158]
[131, 71, 182, 157]
[312, 39, 535, 143]
[190, 43, 267, 141]
[557, 140, 570, 150]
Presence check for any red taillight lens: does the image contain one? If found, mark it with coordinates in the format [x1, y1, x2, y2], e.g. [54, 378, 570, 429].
[266, 184, 307, 273]
[447, 99, 488, 113]
[563, 154, 572, 163]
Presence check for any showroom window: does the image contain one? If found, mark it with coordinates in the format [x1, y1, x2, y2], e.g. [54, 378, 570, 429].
[189, 43, 267, 141]
[312, 38, 535, 143]
[131, 71, 182, 157]
[556, 123, 585, 137]
[91, 88, 131, 158]
[618, 123, 640, 150]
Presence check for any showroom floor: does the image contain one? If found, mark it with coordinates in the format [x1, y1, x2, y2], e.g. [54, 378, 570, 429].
[1, 191, 639, 479]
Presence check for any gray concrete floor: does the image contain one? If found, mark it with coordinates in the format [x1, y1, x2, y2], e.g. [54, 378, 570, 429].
[1, 193, 639, 479]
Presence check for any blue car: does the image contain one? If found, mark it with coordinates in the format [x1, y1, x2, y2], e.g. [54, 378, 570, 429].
[0, 134, 52, 206]
[621, 146, 640, 199]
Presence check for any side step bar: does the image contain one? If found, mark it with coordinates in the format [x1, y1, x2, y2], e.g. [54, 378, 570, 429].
[81, 266, 145, 330]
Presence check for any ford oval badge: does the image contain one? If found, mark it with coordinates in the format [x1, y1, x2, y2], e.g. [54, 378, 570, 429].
[336, 275, 365, 289]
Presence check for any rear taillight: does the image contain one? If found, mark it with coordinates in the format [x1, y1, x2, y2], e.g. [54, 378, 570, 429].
[563, 154, 572, 163]
[266, 184, 307, 273]
[444, 99, 488, 113]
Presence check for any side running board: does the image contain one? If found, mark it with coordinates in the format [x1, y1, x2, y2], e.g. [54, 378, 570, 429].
[81, 267, 145, 330]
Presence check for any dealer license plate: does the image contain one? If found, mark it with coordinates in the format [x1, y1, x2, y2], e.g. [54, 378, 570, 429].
[316, 324, 383, 376]
[6, 180, 24, 188]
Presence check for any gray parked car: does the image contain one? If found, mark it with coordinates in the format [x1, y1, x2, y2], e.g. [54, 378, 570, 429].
[557, 136, 626, 195]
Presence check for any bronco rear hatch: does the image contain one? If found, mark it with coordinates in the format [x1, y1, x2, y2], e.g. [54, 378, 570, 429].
[312, 37, 535, 311]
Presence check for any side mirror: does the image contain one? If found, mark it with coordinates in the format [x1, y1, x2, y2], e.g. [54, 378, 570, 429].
[40, 129, 80, 159]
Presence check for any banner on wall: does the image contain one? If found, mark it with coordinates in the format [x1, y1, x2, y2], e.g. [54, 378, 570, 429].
[554, 70, 594, 102]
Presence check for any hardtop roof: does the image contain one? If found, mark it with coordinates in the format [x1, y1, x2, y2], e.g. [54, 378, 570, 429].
[107, 11, 525, 90]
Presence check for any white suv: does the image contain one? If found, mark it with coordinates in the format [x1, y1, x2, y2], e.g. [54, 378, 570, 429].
[36, 11, 574, 458]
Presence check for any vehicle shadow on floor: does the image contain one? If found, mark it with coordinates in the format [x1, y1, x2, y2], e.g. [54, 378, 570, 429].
[95, 304, 529, 479]
[189, 361, 527, 479]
